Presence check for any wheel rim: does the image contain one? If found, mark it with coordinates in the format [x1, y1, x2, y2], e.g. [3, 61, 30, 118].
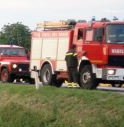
[82, 71, 91, 84]
[43, 69, 50, 83]
[2, 71, 7, 82]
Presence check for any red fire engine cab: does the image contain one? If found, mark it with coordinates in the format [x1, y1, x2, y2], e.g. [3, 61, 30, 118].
[0, 44, 30, 82]
[30, 19, 124, 89]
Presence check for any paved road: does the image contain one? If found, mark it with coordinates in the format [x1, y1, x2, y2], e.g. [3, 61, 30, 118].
[30, 82, 124, 92]
[12, 81, 124, 94]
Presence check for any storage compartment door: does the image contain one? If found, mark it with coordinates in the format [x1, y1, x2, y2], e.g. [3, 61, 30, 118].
[42, 38, 58, 60]
[56, 38, 69, 71]
[30, 38, 42, 70]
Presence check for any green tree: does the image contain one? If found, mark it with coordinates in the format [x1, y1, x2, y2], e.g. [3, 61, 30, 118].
[0, 22, 31, 52]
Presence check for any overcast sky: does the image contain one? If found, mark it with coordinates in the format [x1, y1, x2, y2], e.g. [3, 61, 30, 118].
[0, 0, 124, 30]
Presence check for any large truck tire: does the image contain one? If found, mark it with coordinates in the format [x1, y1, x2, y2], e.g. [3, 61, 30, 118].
[80, 65, 99, 89]
[40, 64, 53, 85]
[1, 68, 12, 82]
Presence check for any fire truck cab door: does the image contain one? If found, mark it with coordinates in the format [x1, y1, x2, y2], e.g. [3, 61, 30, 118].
[83, 28, 103, 64]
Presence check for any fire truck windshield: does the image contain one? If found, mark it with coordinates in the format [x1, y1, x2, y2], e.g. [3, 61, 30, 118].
[106, 24, 124, 44]
[0, 48, 26, 56]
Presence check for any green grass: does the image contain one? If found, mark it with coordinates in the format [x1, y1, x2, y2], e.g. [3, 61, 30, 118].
[0, 83, 124, 127]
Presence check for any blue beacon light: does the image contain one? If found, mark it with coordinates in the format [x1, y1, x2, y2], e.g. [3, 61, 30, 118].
[10, 41, 14, 46]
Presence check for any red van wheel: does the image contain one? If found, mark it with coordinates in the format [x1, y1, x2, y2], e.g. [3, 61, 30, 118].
[1, 69, 10, 82]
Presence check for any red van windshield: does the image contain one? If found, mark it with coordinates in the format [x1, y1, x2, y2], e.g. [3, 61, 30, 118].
[0, 48, 26, 56]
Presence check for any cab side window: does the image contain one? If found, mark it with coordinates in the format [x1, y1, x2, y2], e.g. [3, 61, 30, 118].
[93, 28, 104, 42]
[85, 28, 93, 41]
[93, 29, 97, 41]
[77, 28, 83, 41]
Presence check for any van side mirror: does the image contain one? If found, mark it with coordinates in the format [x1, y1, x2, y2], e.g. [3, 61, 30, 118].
[0, 53, 2, 60]
[96, 27, 104, 42]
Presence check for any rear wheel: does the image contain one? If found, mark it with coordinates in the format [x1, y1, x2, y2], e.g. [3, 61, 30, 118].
[40, 64, 53, 85]
[1, 68, 11, 82]
[80, 65, 99, 89]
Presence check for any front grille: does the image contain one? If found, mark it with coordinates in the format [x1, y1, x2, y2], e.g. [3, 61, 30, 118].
[108, 56, 124, 67]
[18, 64, 29, 70]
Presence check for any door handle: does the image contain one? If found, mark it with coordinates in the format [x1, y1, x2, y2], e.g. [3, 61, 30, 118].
[46, 57, 51, 59]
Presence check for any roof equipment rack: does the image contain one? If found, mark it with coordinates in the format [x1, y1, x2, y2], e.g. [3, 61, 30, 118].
[36, 19, 77, 31]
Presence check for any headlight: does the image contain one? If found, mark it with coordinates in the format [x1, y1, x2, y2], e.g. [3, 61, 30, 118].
[13, 64, 17, 68]
[107, 69, 115, 75]
[19, 68, 22, 72]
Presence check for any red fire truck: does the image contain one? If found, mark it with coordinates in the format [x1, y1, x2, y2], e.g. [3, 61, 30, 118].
[30, 19, 124, 89]
[0, 45, 30, 82]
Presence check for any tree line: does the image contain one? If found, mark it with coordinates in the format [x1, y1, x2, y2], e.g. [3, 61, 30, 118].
[0, 22, 31, 53]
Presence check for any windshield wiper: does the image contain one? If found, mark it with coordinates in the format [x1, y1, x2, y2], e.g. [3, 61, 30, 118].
[2, 53, 8, 55]
[18, 55, 25, 57]
[115, 41, 124, 44]
[109, 40, 124, 44]
[12, 53, 17, 56]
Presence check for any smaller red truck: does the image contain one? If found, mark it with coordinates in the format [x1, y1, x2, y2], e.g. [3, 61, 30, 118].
[0, 44, 30, 82]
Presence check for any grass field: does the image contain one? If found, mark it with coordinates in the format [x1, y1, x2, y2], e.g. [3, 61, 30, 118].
[0, 83, 124, 127]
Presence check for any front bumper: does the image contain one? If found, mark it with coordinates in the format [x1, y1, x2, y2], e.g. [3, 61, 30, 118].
[10, 63, 30, 77]
[96, 68, 124, 81]
[10, 72, 30, 77]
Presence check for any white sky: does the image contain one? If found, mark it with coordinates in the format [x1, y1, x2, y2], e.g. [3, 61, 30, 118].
[0, 0, 124, 30]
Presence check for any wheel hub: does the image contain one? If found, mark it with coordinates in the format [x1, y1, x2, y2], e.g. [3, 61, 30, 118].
[2, 72, 7, 81]
[82, 71, 91, 83]
[43, 69, 50, 82]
